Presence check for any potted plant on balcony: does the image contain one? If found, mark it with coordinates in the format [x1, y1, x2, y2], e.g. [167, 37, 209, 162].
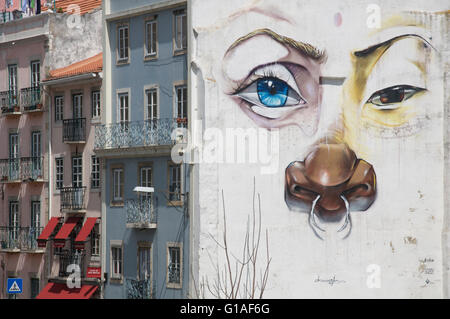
[176, 118, 188, 124]
[13, 105, 20, 113]
[1, 175, 8, 181]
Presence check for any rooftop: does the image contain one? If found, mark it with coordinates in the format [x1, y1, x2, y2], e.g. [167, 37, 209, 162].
[42, 0, 102, 15]
[44, 52, 103, 82]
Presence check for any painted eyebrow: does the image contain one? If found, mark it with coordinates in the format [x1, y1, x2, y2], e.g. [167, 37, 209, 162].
[354, 34, 435, 57]
[226, 28, 327, 63]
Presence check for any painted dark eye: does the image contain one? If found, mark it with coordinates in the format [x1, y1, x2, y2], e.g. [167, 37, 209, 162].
[367, 85, 425, 109]
[257, 77, 290, 107]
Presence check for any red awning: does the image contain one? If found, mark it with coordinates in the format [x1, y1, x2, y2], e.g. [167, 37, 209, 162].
[36, 283, 98, 299]
[74, 217, 98, 249]
[54, 217, 81, 247]
[37, 217, 61, 247]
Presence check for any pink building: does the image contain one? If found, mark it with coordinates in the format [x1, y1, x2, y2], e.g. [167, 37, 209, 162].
[37, 53, 103, 299]
[0, 0, 102, 299]
[0, 18, 48, 300]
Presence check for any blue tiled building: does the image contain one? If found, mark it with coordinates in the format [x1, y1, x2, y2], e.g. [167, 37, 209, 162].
[98, 0, 189, 299]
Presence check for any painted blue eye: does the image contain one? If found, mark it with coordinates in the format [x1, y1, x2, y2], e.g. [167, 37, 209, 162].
[257, 77, 289, 107]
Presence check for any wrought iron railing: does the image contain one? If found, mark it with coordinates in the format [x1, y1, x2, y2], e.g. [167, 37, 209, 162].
[0, 226, 43, 251]
[20, 87, 42, 111]
[20, 157, 44, 180]
[0, 158, 20, 182]
[126, 278, 155, 299]
[60, 187, 87, 211]
[94, 118, 179, 150]
[56, 250, 86, 278]
[0, 90, 19, 114]
[63, 118, 86, 143]
[125, 197, 157, 226]
[0, 157, 44, 182]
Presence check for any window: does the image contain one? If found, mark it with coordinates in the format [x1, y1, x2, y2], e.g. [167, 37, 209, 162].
[118, 93, 129, 124]
[173, 10, 187, 52]
[8, 64, 18, 105]
[30, 278, 39, 299]
[138, 244, 151, 281]
[73, 94, 83, 118]
[31, 201, 40, 230]
[91, 156, 100, 189]
[55, 96, 64, 122]
[9, 133, 19, 180]
[145, 88, 158, 121]
[31, 61, 40, 88]
[112, 168, 124, 203]
[175, 85, 187, 127]
[168, 162, 182, 203]
[91, 224, 100, 257]
[145, 19, 157, 57]
[117, 24, 129, 62]
[9, 201, 19, 241]
[55, 157, 64, 190]
[72, 156, 82, 188]
[92, 90, 101, 118]
[167, 243, 182, 288]
[140, 166, 152, 202]
[111, 244, 123, 280]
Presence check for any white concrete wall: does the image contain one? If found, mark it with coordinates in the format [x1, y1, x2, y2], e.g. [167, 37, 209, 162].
[190, 0, 449, 298]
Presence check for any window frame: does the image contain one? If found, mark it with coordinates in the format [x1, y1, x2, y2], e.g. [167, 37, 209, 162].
[166, 242, 183, 289]
[91, 90, 101, 119]
[137, 241, 153, 282]
[117, 22, 130, 64]
[30, 60, 40, 88]
[55, 157, 64, 190]
[143, 85, 159, 121]
[91, 155, 100, 190]
[54, 95, 64, 122]
[116, 89, 130, 124]
[167, 161, 183, 206]
[144, 16, 158, 60]
[173, 9, 187, 55]
[173, 82, 187, 128]
[110, 240, 123, 282]
[111, 164, 124, 206]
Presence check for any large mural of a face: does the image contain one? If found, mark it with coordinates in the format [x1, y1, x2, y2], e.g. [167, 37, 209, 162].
[191, 0, 448, 298]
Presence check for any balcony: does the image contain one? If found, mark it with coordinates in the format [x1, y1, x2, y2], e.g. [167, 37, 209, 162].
[0, 159, 20, 183]
[0, 90, 20, 116]
[94, 118, 180, 156]
[0, 157, 45, 183]
[20, 87, 43, 113]
[126, 278, 155, 299]
[56, 250, 86, 278]
[125, 197, 157, 229]
[60, 187, 87, 213]
[0, 227, 44, 252]
[63, 118, 86, 143]
[20, 157, 44, 181]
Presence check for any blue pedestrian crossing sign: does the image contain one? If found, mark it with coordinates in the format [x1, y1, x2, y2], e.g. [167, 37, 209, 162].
[7, 278, 22, 294]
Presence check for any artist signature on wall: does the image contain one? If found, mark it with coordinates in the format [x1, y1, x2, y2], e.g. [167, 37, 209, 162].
[314, 275, 346, 286]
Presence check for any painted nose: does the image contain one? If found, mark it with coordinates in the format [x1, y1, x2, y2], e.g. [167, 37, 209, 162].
[285, 143, 376, 222]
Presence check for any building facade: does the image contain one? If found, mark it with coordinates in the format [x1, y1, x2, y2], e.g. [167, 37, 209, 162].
[36, 53, 103, 299]
[99, 0, 190, 299]
[0, 0, 102, 299]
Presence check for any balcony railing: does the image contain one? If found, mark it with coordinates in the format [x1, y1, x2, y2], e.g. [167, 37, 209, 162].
[0, 90, 19, 115]
[125, 197, 157, 228]
[0, 226, 44, 251]
[95, 118, 180, 151]
[126, 278, 155, 299]
[63, 118, 86, 143]
[56, 250, 86, 278]
[20, 157, 44, 181]
[20, 87, 42, 112]
[60, 187, 87, 212]
[0, 158, 20, 182]
[0, 157, 44, 182]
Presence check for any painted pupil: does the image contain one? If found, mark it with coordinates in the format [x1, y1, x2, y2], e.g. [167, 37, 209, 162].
[257, 77, 289, 107]
[379, 88, 405, 104]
